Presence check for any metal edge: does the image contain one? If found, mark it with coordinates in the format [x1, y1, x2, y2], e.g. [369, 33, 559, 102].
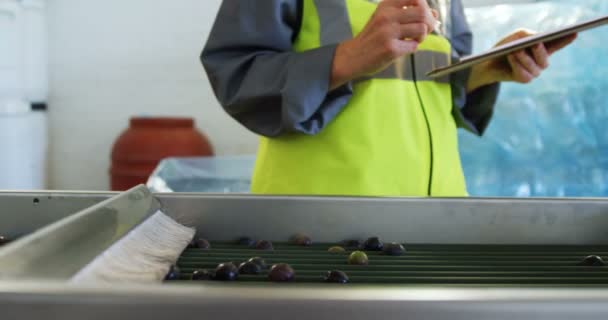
[0, 185, 160, 280]
[3, 280, 608, 302]
[0, 190, 122, 196]
[0, 281, 607, 319]
[3, 189, 608, 202]
[155, 192, 608, 203]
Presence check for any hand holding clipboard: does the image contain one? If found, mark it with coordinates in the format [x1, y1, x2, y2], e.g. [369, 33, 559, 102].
[427, 15, 608, 80]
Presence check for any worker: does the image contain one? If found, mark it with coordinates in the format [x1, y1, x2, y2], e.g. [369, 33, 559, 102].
[201, 0, 577, 197]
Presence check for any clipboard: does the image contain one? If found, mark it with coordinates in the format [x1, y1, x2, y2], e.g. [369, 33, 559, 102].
[427, 15, 608, 79]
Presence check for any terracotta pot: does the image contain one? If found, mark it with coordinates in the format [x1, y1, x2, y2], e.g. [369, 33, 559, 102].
[110, 117, 213, 191]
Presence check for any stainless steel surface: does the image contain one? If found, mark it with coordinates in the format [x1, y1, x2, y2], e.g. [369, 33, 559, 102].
[5, 191, 608, 245]
[0, 190, 110, 238]
[0, 186, 159, 279]
[0, 281, 607, 319]
[157, 194, 608, 244]
[1, 190, 608, 319]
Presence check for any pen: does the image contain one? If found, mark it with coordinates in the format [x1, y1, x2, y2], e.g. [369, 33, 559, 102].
[434, 20, 442, 32]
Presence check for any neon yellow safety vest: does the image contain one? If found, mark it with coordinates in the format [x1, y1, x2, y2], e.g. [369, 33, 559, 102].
[251, 0, 467, 197]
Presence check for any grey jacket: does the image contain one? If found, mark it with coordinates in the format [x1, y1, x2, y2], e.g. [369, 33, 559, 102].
[201, 0, 500, 137]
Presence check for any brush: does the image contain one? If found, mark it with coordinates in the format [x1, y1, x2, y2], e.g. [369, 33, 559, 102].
[0, 185, 195, 283]
[71, 209, 195, 283]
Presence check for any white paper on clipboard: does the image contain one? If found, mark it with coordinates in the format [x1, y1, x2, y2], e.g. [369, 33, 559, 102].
[427, 15, 608, 79]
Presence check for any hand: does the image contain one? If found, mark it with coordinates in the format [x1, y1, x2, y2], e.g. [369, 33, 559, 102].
[467, 29, 578, 92]
[330, 0, 439, 90]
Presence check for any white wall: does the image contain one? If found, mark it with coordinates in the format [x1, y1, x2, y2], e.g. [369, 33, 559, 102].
[47, 0, 258, 190]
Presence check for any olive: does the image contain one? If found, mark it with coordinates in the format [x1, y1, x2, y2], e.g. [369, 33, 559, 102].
[164, 265, 181, 281]
[0, 236, 11, 246]
[324, 270, 349, 284]
[238, 261, 262, 275]
[342, 240, 363, 249]
[191, 269, 212, 281]
[195, 238, 211, 249]
[579, 255, 606, 266]
[363, 237, 383, 251]
[291, 233, 312, 246]
[255, 240, 274, 251]
[213, 262, 238, 281]
[247, 257, 268, 269]
[268, 263, 295, 282]
[237, 237, 255, 247]
[348, 251, 369, 265]
[186, 239, 197, 249]
[328, 246, 346, 253]
[383, 242, 406, 256]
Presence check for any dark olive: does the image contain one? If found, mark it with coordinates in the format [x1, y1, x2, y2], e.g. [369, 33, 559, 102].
[237, 237, 255, 247]
[291, 233, 312, 246]
[0, 236, 11, 246]
[383, 242, 406, 256]
[348, 251, 369, 265]
[191, 269, 212, 281]
[195, 238, 211, 249]
[342, 240, 363, 249]
[324, 270, 349, 284]
[247, 257, 268, 269]
[164, 265, 181, 281]
[363, 237, 383, 251]
[186, 239, 197, 248]
[268, 263, 295, 282]
[579, 255, 606, 267]
[255, 240, 274, 251]
[213, 262, 238, 281]
[238, 261, 262, 275]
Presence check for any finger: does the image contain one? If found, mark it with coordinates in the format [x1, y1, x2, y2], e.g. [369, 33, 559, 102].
[421, 6, 437, 32]
[496, 28, 535, 46]
[391, 6, 427, 23]
[392, 39, 420, 55]
[545, 33, 578, 55]
[394, 6, 437, 31]
[381, 0, 426, 9]
[508, 54, 535, 83]
[430, 9, 440, 32]
[512, 28, 535, 39]
[381, 0, 436, 32]
[399, 23, 429, 43]
[394, 0, 431, 9]
[532, 43, 549, 69]
[514, 50, 542, 77]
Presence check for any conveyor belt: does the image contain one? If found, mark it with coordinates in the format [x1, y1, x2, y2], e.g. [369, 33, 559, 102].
[175, 243, 608, 285]
[7, 190, 608, 318]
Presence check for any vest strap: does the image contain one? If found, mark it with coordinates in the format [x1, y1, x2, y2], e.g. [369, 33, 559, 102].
[313, 0, 353, 45]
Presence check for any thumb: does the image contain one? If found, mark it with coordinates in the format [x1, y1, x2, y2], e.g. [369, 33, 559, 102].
[431, 9, 439, 20]
[498, 29, 536, 46]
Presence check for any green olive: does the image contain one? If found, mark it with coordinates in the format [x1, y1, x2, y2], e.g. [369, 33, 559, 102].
[348, 251, 369, 265]
[328, 246, 346, 253]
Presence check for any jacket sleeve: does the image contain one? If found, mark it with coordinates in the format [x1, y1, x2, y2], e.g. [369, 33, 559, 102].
[449, 0, 501, 136]
[201, 0, 353, 137]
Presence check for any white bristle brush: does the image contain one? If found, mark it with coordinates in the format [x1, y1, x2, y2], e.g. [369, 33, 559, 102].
[71, 209, 195, 284]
